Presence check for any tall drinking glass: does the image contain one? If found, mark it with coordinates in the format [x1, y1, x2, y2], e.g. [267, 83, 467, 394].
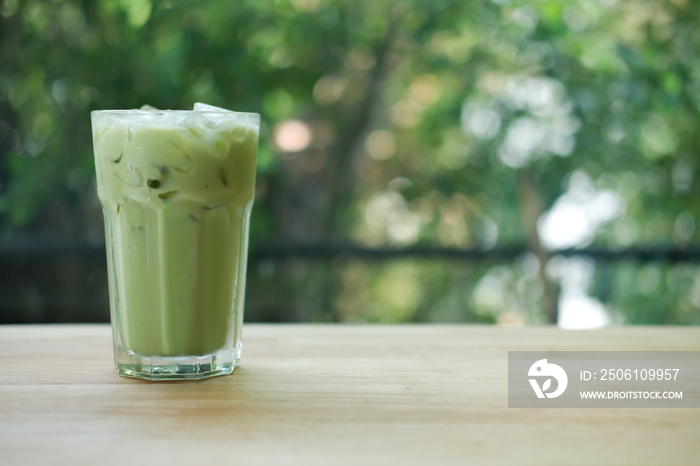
[91, 107, 259, 380]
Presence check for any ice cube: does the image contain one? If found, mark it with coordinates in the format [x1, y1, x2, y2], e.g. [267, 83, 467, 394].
[167, 146, 195, 174]
[124, 164, 143, 187]
[193, 102, 232, 113]
[191, 103, 254, 133]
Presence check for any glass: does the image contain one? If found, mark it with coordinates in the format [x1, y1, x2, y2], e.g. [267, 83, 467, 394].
[91, 108, 260, 380]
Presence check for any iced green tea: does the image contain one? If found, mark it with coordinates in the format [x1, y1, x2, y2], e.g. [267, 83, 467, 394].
[91, 105, 259, 380]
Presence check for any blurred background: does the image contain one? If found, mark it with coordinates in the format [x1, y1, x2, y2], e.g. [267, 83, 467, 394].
[1, 0, 699, 327]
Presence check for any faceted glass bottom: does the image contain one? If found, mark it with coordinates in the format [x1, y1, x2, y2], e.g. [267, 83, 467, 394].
[115, 345, 239, 381]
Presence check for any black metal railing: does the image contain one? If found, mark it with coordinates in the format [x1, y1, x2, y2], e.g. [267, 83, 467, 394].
[2, 237, 700, 263]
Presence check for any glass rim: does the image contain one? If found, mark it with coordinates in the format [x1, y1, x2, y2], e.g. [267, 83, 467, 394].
[91, 109, 260, 117]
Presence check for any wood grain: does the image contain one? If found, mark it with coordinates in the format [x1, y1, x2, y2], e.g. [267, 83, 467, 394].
[1, 324, 699, 465]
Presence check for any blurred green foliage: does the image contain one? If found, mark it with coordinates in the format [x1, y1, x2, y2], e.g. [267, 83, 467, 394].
[1, 0, 700, 325]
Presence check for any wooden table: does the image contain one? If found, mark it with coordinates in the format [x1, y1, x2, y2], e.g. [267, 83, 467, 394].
[1, 324, 699, 465]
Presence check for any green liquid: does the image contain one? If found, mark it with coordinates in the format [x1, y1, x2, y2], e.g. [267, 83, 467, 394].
[93, 112, 258, 357]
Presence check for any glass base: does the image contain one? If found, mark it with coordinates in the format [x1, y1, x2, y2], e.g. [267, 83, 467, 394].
[116, 345, 240, 381]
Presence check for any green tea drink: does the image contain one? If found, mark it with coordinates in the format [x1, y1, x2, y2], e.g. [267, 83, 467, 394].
[91, 105, 259, 380]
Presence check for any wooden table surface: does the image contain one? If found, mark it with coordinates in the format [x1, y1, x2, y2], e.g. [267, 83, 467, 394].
[1, 324, 699, 465]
